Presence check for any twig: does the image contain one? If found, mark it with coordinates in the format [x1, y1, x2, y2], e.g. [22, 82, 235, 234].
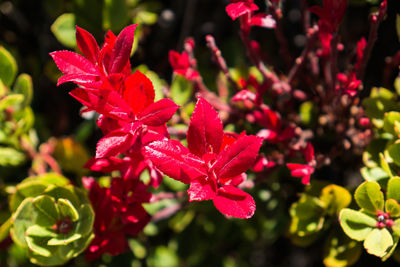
[206, 35, 238, 91]
[287, 26, 319, 84]
[270, 3, 292, 68]
[356, 0, 387, 80]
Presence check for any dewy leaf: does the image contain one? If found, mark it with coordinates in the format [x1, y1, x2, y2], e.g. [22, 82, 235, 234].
[123, 70, 155, 114]
[187, 97, 223, 157]
[213, 135, 263, 179]
[109, 24, 137, 74]
[13, 74, 33, 107]
[387, 177, 400, 204]
[364, 228, 393, 258]
[339, 209, 376, 241]
[354, 181, 384, 215]
[0, 45, 17, 87]
[385, 199, 400, 217]
[95, 130, 136, 158]
[51, 13, 77, 48]
[76, 26, 100, 64]
[143, 139, 207, 184]
[139, 98, 179, 126]
[213, 185, 256, 219]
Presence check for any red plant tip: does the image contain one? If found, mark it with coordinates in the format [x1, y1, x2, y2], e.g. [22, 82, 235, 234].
[56, 217, 73, 234]
[376, 221, 386, 228]
[386, 219, 394, 228]
[358, 117, 370, 127]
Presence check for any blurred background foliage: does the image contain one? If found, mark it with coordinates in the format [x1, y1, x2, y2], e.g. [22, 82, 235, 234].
[0, 0, 399, 266]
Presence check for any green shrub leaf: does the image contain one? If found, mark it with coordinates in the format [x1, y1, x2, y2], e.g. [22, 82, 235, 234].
[354, 181, 384, 215]
[0, 46, 17, 87]
[339, 209, 376, 241]
[364, 228, 393, 258]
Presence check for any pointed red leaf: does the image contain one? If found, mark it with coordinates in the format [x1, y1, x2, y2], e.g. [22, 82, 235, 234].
[187, 97, 223, 157]
[76, 26, 100, 64]
[249, 13, 276, 28]
[95, 125, 140, 158]
[57, 73, 102, 87]
[225, 1, 259, 20]
[286, 163, 314, 185]
[213, 185, 255, 219]
[213, 135, 263, 179]
[143, 140, 206, 184]
[109, 24, 137, 74]
[50, 51, 99, 75]
[303, 142, 315, 163]
[70, 88, 133, 121]
[123, 71, 155, 114]
[188, 178, 217, 202]
[84, 157, 124, 172]
[138, 99, 179, 126]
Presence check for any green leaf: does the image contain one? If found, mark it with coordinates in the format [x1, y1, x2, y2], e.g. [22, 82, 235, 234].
[364, 228, 393, 258]
[44, 186, 80, 209]
[323, 231, 362, 267]
[13, 74, 33, 107]
[26, 225, 56, 237]
[0, 46, 17, 87]
[134, 10, 158, 25]
[0, 147, 25, 166]
[388, 143, 400, 166]
[363, 97, 399, 128]
[0, 94, 24, 111]
[47, 233, 81, 246]
[354, 181, 384, 215]
[360, 167, 390, 182]
[103, 0, 129, 32]
[383, 111, 400, 136]
[59, 233, 94, 259]
[75, 204, 94, 236]
[392, 218, 400, 236]
[129, 239, 147, 259]
[386, 199, 400, 217]
[299, 101, 317, 126]
[387, 177, 400, 204]
[339, 209, 376, 241]
[0, 218, 11, 242]
[25, 236, 54, 257]
[147, 246, 179, 267]
[51, 13, 76, 48]
[379, 153, 393, 177]
[170, 75, 193, 105]
[319, 185, 352, 215]
[32, 195, 60, 224]
[57, 199, 79, 222]
[11, 198, 35, 247]
[395, 77, 400, 96]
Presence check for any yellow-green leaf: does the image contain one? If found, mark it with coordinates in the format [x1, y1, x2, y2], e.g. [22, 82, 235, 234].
[339, 208, 376, 241]
[0, 46, 17, 87]
[354, 181, 384, 215]
[364, 228, 393, 258]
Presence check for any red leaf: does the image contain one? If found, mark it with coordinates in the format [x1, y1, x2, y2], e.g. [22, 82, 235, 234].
[213, 185, 255, 218]
[95, 127, 139, 158]
[187, 97, 224, 157]
[143, 140, 206, 184]
[225, 1, 259, 20]
[188, 178, 217, 202]
[57, 73, 102, 87]
[249, 13, 276, 28]
[70, 88, 133, 121]
[76, 26, 100, 64]
[123, 71, 155, 114]
[303, 142, 315, 163]
[84, 157, 124, 172]
[213, 135, 263, 179]
[138, 99, 179, 126]
[286, 163, 314, 185]
[109, 24, 137, 74]
[50, 51, 98, 76]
